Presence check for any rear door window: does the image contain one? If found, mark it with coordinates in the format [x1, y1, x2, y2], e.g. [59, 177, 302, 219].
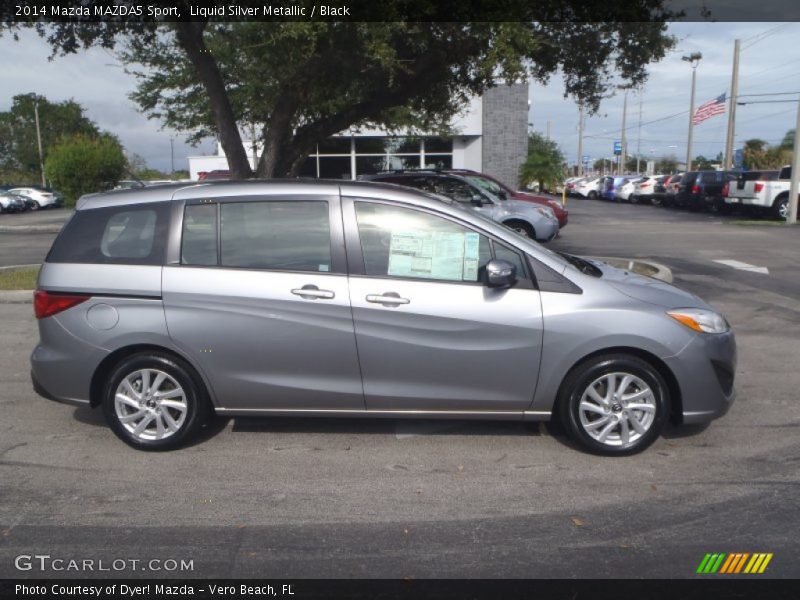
[219, 201, 331, 272]
[47, 203, 170, 265]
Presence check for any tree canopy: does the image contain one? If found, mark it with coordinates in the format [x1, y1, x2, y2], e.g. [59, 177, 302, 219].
[742, 137, 791, 170]
[45, 134, 127, 205]
[0, 93, 99, 182]
[4, 6, 677, 179]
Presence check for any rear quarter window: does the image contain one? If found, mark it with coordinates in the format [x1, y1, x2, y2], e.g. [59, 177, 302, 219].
[47, 203, 171, 265]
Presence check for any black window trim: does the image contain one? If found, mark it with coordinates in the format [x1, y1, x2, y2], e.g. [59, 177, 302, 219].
[169, 194, 347, 275]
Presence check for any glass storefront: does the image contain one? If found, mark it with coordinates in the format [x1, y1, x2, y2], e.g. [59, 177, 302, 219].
[299, 136, 453, 180]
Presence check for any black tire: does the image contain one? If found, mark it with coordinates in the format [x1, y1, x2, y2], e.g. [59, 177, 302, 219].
[29, 201, 40, 211]
[558, 354, 670, 456]
[772, 194, 789, 220]
[588, 191, 598, 199]
[102, 352, 210, 451]
[651, 197, 662, 207]
[504, 220, 536, 241]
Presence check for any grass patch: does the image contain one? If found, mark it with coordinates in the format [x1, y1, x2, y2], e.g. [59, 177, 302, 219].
[0, 266, 40, 290]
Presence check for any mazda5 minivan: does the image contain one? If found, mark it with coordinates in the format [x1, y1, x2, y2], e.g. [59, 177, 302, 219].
[31, 180, 736, 455]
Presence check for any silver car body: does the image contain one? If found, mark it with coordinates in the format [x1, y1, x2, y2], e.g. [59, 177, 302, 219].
[31, 180, 735, 427]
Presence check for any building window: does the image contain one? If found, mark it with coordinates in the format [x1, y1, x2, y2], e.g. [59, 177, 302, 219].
[303, 135, 454, 179]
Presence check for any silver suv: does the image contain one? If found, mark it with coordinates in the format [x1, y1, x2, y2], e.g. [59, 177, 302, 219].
[31, 180, 736, 454]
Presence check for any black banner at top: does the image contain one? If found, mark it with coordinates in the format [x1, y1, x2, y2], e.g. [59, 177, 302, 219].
[2, 0, 800, 23]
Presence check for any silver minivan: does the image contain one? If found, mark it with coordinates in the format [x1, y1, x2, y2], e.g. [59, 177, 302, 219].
[31, 180, 736, 454]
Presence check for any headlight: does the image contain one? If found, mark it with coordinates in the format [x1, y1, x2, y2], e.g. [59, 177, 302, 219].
[667, 308, 729, 334]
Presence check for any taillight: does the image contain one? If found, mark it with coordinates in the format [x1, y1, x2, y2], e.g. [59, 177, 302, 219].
[34, 290, 90, 319]
[691, 184, 700, 194]
[754, 182, 764, 193]
[641, 182, 651, 188]
[722, 182, 729, 197]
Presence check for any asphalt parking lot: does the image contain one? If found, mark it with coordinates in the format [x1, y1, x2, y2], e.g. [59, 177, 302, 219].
[1, 198, 798, 579]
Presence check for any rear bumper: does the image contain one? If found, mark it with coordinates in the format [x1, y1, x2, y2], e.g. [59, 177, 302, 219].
[31, 369, 89, 407]
[664, 330, 737, 424]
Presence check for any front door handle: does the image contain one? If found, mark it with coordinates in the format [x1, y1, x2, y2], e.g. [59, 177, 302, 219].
[366, 292, 410, 307]
[291, 285, 335, 300]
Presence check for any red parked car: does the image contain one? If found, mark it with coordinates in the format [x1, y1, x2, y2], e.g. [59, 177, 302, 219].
[446, 169, 568, 228]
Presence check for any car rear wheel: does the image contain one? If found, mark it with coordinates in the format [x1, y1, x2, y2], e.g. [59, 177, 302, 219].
[588, 191, 597, 199]
[29, 201, 40, 211]
[558, 354, 669, 456]
[773, 195, 789, 220]
[102, 352, 210, 451]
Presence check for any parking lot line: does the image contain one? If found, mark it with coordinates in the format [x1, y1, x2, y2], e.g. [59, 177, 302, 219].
[713, 259, 770, 275]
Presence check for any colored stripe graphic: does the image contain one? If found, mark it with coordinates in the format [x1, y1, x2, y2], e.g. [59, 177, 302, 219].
[700, 553, 773, 574]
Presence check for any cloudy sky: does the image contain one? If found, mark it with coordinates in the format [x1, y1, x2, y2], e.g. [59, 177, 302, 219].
[1, 21, 797, 173]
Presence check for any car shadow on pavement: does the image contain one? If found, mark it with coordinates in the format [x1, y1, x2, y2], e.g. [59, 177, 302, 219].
[229, 416, 543, 438]
[661, 421, 711, 439]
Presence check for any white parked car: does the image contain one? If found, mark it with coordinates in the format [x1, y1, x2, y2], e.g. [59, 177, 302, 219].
[575, 177, 603, 199]
[615, 177, 642, 202]
[8, 187, 60, 210]
[630, 176, 660, 204]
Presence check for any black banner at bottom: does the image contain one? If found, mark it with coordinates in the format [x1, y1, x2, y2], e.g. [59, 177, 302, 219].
[2, 579, 799, 600]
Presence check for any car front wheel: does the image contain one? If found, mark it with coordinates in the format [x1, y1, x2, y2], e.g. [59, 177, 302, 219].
[559, 354, 669, 455]
[102, 352, 210, 450]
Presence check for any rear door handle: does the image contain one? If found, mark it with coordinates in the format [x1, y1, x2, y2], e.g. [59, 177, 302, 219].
[366, 292, 410, 307]
[291, 285, 335, 300]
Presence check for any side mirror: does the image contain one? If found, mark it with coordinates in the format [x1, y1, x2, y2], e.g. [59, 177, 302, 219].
[470, 195, 484, 207]
[485, 259, 517, 289]
[497, 190, 507, 200]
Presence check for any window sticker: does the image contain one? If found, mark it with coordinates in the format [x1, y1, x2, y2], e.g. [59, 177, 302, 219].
[388, 230, 478, 281]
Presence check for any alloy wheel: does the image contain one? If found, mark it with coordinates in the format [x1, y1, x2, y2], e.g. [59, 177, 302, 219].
[577, 372, 656, 448]
[114, 368, 187, 441]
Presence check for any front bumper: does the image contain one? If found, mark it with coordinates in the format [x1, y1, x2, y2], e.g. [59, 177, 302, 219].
[664, 329, 737, 424]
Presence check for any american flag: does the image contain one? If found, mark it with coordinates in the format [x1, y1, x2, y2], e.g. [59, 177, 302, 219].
[693, 93, 727, 125]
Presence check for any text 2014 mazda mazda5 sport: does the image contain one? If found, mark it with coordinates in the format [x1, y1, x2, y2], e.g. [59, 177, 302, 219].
[30, 180, 736, 454]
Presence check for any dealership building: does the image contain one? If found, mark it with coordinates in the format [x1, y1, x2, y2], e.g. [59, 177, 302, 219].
[188, 83, 529, 188]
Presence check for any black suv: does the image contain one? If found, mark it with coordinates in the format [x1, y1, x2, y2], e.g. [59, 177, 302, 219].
[675, 170, 739, 211]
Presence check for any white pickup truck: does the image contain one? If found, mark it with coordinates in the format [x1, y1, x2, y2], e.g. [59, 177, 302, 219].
[724, 165, 792, 219]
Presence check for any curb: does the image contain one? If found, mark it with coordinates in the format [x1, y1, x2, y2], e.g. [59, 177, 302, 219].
[0, 263, 40, 271]
[0, 290, 33, 304]
[587, 257, 673, 283]
[0, 225, 64, 233]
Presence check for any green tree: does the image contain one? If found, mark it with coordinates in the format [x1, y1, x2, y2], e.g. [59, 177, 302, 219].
[6, 7, 676, 179]
[780, 129, 795, 149]
[742, 139, 768, 169]
[0, 93, 99, 182]
[693, 155, 714, 170]
[44, 134, 127, 206]
[655, 156, 678, 174]
[519, 132, 565, 191]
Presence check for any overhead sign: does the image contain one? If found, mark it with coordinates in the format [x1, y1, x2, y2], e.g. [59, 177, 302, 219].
[613, 141, 622, 155]
[734, 148, 744, 170]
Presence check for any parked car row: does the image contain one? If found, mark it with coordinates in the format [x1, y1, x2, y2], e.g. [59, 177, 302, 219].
[565, 168, 796, 220]
[0, 185, 63, 214]
[359, 169, 566, 242]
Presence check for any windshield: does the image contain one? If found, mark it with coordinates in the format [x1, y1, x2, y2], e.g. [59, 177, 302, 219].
[466, 175, 505, 197]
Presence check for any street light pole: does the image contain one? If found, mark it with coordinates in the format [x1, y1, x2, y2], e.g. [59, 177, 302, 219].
[620, 91, 628, 175]
[577, 105, 584, 177]
[724, 40, 741, 169]
[787, 95, 800, 225]
[683, 52, 702, 172]
[34, 101, 46, 187]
